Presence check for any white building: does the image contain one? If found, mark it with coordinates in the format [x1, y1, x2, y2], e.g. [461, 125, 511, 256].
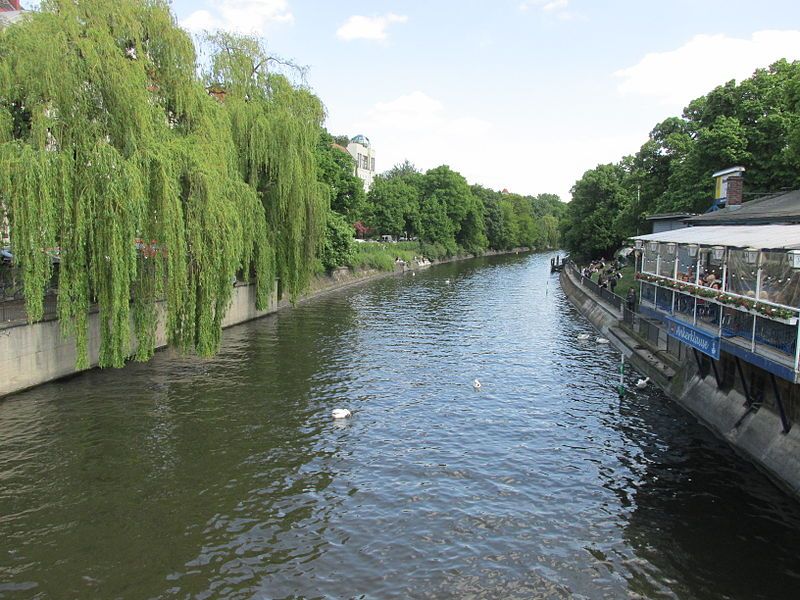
[346, 134, 376, 192]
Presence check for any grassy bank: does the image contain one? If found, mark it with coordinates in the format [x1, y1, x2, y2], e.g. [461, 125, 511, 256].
[348, 241, 459, 272]
[348, 242, 422, 271]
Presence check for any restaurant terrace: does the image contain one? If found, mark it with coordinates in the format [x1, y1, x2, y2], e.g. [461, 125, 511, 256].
[632, 224, 800, 382]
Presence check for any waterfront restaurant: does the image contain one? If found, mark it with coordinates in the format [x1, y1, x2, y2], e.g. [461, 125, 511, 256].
[631, 225, 800, 383]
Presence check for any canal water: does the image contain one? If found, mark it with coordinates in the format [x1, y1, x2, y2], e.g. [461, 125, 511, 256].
[2, 252, 800, 599]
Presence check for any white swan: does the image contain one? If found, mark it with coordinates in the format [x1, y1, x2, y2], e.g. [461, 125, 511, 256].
[445, 279, 451, 284]
[473, 379, 481, 389]
[331, 408, 351, 419]
[635, 377, 650, 389]
[577, 333, 590, 340]
[596, 337, 610, 344]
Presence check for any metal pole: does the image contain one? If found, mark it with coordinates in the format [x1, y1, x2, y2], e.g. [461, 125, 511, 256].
[752, 252, 762, 352]
[618, 353, 625, 398]
[693, 249, 702, 326]
[794, 314, 800, 373]
[770, 373, 791, 434]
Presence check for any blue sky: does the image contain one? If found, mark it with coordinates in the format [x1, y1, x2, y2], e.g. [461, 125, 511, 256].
[171, 0, 800, 201]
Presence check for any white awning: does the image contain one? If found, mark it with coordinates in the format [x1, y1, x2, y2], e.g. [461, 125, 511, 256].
[631, 225, 800, 250]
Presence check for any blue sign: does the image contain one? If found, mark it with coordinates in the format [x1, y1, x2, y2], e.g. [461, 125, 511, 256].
[666, 317, 720, 359]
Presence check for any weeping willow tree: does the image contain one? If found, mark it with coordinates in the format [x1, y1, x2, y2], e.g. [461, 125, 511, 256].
[0, 0, 326, 368]
[203, 31, 328, 301]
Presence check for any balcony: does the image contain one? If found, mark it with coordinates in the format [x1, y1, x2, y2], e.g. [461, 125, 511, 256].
[632, 229, 800, 382]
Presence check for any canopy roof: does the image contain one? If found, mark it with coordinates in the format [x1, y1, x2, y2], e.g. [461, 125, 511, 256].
[632, 224, 800, 250]
[686, 189, 800, 225]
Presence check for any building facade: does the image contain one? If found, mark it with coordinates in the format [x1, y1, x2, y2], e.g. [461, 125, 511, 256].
[346, 134, 376, 192]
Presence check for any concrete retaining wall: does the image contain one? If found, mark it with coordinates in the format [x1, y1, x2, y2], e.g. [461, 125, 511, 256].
[0, 266, 387, 399]
[561, 266, 800, 499]
[1, 248, 534, 399]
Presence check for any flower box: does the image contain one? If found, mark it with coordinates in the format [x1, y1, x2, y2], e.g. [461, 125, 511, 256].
[635, 271, 799, 324]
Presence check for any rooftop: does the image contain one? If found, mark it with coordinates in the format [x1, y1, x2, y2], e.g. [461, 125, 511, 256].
[646, 212, 695, 221]
[711, 165, 745, 178]
[350, 134, 370, 148]
[686, 189, 800, 226]
[632, 223, 800, 250]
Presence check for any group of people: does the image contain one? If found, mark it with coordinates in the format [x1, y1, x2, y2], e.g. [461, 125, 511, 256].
[678, 265, 722, 289]
[581, 258, 624, 294]
[700, 270, 722, 289]
[581, 257, 637, 311]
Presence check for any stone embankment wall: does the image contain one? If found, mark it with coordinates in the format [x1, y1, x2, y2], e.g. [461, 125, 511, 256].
[0, 248, 531, 399]
[0, 267, 385, 398]
[560, 266, 800, 499]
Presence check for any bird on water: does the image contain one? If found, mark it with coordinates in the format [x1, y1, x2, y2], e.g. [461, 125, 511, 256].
[636, 377, 650, 389]
[473, 379, 482, 389]
[332, 408, 351, 419]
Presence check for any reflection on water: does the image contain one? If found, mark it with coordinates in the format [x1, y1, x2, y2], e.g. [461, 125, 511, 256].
[2, 252, 800, 599]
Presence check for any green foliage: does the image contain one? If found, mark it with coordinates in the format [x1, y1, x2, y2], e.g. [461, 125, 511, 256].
[0, 0, 325, 367]
[561, 164, 629, 258]
[471, 184, 564, 251]
[562, 59, 800, 257]
[348, 241, 420, 271]
[367, 177, 418, 239]
[363, 161, 563, 255]
[316, 130, 366, 219]
[318, 211, 355, 271]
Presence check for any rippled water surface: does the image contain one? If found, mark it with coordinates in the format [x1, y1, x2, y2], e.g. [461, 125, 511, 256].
[3, 252, 800, 599]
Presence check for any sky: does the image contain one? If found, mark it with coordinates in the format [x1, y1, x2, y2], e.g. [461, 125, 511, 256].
[167, 0, 800, 201]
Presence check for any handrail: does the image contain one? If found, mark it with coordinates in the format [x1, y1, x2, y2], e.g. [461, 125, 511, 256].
[639, 268, 800, 313]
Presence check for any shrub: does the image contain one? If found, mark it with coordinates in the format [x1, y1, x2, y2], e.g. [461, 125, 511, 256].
[319, 212, 356, 271]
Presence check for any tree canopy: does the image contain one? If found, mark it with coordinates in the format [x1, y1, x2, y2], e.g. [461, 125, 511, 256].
[0, 0, 326, 366]
[359, 164, 564, 256]
[0, 0, 568, 370]
[561, 59, 800, 258]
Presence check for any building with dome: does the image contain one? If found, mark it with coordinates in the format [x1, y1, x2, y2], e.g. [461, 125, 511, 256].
[346, 135, 376, 192]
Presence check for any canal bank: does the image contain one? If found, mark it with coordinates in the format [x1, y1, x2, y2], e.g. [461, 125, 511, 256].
[560, 264, 800, 499]
[0, 247, 531, 399]
[6, 251, 800, 599]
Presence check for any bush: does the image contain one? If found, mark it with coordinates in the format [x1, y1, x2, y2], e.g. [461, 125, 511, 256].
[419, 241, 456, 260]
[319, 212, 356, 271]
[348, 241, 423, 272]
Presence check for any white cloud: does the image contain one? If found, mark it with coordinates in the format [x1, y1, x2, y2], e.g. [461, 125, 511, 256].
[338, 91, 641, 201]
[362, 91, 492, 134]
[181, 0, 293, 34]
[615, 30, 800, 107]
[347, 91, 497, 187]
[519, 0, 578, 20]
[181, 10, 218, 32]
[542, 0, 569, 13]
[336, 14, 408, 42]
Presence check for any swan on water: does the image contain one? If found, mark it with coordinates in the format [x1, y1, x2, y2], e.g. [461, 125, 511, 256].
[473, 379, 482, 389]
[635, 377, 650, 389]
[332, 408, 351, 419]
[445, 279, 451, 284]
[596, 337, 610, 344]
[577, 333, 590, 340]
